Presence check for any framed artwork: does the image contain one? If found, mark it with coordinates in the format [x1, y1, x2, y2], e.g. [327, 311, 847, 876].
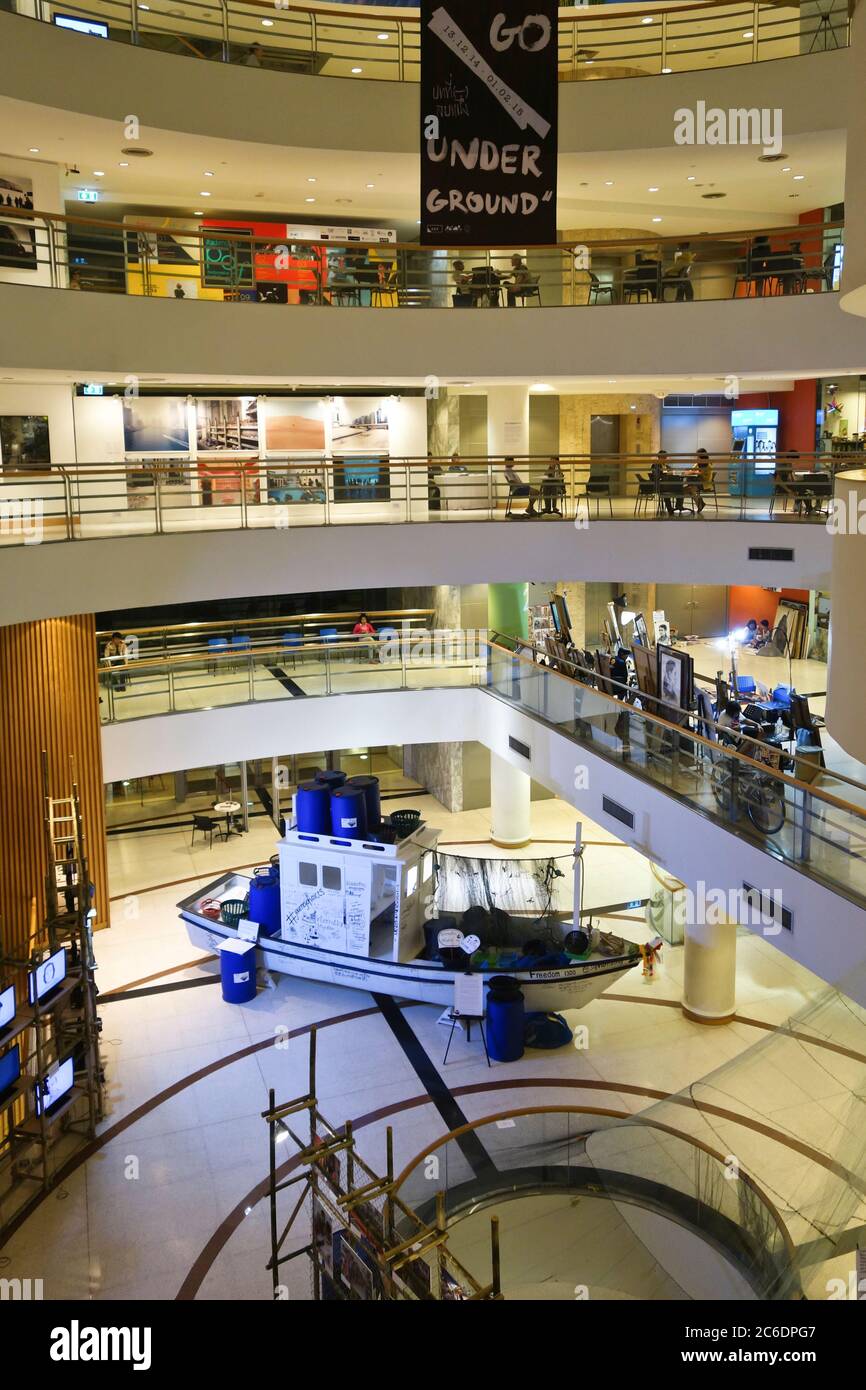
[633, 613, 650, 647]
[631, 643, 657, 699]
[0, 169, 36, 270]
[331, 397, 389, 453]
[123, 397, 190, 454]
[332, 456, 390, 504]
[125, 460, 189, 510]
[267, 465, 326, 505]
[263, 399, 326, 453]
[197, 457, 260, 507]
[0, 415, 50, 470]
[656, 644, 693, 713]
[196, 397, 258, 453]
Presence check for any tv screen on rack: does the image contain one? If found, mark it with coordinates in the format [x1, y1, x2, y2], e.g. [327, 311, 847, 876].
[28, 946, 67, 1005]
[0, 983, 15, 1034]
[0, 1044, 21, 1101]
[35, 1055, 75, 1116]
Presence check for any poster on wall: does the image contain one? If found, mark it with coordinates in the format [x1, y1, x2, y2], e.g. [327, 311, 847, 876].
[197, 458, 261, 507]
[122, 398, 190, 454]
[419, 1, 558, 245]
[0, 169, 36, 269]
[332, 458, 391, 505]
[0, 416, 50, 470]
[196, 398, 258, 453]
[331, 398, 389, 453]
[266, 466, 326, 505]
[263, 399, 327, 453]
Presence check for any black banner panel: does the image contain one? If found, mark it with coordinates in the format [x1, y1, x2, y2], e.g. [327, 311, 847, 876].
[420, 2, 558, 245]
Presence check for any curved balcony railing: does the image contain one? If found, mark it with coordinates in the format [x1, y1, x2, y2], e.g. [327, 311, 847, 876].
[0, 453, 853, 550]
[15, 1, 850, 82]
[485, 635, 866, 908]
[391, 1107, 798, 1300]
[2, 206, 844, 306]
[96, 627, 866, 905]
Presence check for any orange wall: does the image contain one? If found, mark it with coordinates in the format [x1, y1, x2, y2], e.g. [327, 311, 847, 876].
[728, 585, 810, 628]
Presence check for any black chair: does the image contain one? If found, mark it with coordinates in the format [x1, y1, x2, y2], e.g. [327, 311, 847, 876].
[588, 273, 614, 304]
[191, 814, 226, 849]
[580, 478, 614, 518]
[510, 276, 541, 306]
[633, 475, 656, 516]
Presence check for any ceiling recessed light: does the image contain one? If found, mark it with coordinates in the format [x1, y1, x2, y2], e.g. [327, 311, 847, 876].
[661, 67, 672, 74]
[193, 211, 203, 216]
[742, 30, 754, 38]
[261, 17, 274, 25]
[28, 147, 40, 154]
[93, 170, 105, 177]
[305, 197, 315, 203]
[351, 66, 363, 74]
[687, 175, 696, 181]
[604, 180, 614, 186]
[306, 177, 316, 183]
[793, 174, 805, 180]
[203, 171, 214, 177]
[782, 166, 792, 172]
[118, 161, 129, 168]
[377, 32, 389, 40]
[641, 15, 653, 23]
[139, 3, 149, 8]
[531, 382, 554, 392]
[199, 190, 211, 196]
[365, 183, 375, 189]
[652, 216, 662, 222]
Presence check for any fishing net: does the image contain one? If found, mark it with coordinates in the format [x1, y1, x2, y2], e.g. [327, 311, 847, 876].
[431, 850, 574, 951]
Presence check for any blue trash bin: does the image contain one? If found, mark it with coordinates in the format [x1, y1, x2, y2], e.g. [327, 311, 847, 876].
[218, 939, 257, 1004]
[486, 976, 525, 1062]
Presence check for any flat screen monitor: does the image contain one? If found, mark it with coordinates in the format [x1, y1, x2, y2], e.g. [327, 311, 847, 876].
[53, 14, 109, 37]
[731, 408, 779, 428]
[0, 1044, 21, 1101]
[28, 946, 67, 1005]
[0, 984, 15, 1035]
[35, 1055, 75, 1117]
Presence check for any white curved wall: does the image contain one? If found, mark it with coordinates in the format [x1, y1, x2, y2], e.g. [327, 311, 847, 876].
[0, 517, 832, 626]
[3, 284, 865, 383]
[840, 2, 866, 318]
[827, 469, 866, 762]
[0, 14, 849, 156]
[101, 684, 866, 1001]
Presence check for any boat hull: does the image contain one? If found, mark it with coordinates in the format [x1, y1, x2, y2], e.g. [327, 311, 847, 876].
[182, 915, 638, 1011]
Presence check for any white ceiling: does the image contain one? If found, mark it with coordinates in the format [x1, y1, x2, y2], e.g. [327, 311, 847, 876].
[0, 96, 845, 236]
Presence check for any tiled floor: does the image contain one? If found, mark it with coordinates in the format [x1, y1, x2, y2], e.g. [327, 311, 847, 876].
[2, 794, 864, 1301]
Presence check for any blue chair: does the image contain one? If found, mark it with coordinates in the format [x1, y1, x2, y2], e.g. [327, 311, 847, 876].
[772, 685, 793, 708]
[207, 637, 228, 675]
[319, 628, 338, 642]
[282, 632, 303, 668]
[735, 675, 757, 696]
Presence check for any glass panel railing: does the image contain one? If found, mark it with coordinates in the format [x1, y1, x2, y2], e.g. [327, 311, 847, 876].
[98, 634, 484, 721]
[1, 453, 855, 550]
[484, 637, 866, 907]
[19, 2, 851, 82]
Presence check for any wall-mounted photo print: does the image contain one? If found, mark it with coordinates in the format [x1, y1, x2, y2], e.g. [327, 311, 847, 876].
[0, 415, 50, 470]
[332, 456, 390, 504]
[196, 397, 258, 453]
[263, 399, 327, 453]
[331, 397, 389, 453]
[122, 397, 191, 454]
[0, 169, 36, 270]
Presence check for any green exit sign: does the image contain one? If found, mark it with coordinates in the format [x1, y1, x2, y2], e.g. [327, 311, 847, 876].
[78, 189, 99, 203]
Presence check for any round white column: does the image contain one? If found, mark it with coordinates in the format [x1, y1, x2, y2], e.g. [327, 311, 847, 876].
[682, 917, 737, 1024]
[486, 385, 530, 457]
[827, 469, 866, 762]
[489, 751, 531, 849]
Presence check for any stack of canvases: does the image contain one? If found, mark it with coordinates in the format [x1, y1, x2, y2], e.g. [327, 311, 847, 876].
[773, 598, 810, 659]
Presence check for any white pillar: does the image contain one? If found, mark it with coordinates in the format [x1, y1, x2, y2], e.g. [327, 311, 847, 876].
[486, 385, 530, 457]
[682, 917, 737, 1024]
[490, 751, 531, 849]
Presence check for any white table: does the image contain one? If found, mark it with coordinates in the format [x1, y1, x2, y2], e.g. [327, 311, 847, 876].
[213, 800, 242, 836]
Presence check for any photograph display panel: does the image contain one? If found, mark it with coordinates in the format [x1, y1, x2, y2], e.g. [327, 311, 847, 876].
[0, 168, 36, 270]
[122, 398, 191, 454]
[0, 416, 50, 470]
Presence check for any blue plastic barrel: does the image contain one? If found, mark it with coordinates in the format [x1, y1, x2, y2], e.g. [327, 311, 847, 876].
[330, 785, 368, 840]
[295, 780, 332, 834]
[348, 775, 381, 830]
[486, 976, 525, 1062]
[248, 865, 281, 937]
[218, 940, 257, 1004]
[315, 770, 347, 791]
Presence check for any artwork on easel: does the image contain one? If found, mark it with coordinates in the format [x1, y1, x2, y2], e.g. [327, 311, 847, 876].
[656, 644, 693, 715]
[633, 613, 650, 647]
[631, 643, 657, 698]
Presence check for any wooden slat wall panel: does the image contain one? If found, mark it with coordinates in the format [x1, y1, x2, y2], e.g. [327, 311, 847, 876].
[0, 615, 109, 964]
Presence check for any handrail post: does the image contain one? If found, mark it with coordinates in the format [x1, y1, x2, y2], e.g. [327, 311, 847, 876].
[131, 0, 139, 46]
[405, 460, 412, 522]
[752, 2, 759, 62]
[240, 466, 248, 529]
[325, 647, 331, 696]
[167, 666, 176, 714]
[661, 12, 668, 73]
[397, 17, 405, 81]
[154, 464, 163, 535]
[221, 0, 230, 63]
[248, 651, 255, 703]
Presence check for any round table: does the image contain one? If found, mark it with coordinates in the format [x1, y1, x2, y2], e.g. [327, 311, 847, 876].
[213, 800, 242, 836]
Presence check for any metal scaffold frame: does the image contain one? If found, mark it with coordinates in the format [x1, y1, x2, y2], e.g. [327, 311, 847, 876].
[0, 753, 105, 1242]
[264, 1027, 501, 1301]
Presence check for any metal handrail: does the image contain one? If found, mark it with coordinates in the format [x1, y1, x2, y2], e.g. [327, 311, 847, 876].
[16, 1, 850, 82]
[485, 635, 866, 826]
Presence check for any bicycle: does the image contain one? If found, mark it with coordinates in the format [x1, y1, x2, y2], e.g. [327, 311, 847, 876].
[711, 756, 786, 835]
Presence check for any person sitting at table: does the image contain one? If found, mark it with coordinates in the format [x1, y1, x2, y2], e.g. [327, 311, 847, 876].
[448, 451, 467, 472]
[717, 700, 743, 743]
[427, 451, 442, 511]
[650, 450, 677, 515]
[749, 235, 772, 294]
[452, 259, 473, 307]
[469, 265, 501, 307]
[503, 459, 539, 516]
[504, 253, 532, 307]
[751, 618, 772, 648]
[103, 631, 129, 690]
[686, 448, 713, 513]
[352, 613, 378, 663]
[663, 243, 695, 302]
[540, 459, 566, 515]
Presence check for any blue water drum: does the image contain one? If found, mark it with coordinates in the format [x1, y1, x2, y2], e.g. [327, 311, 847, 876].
[218, 940, 257, 1004]
[486, 976, 525, 1062]
[248, 865, 281, 937]
[295, 780, 332, 834]
[315, 770, 347, 791]
[330, 785, 368, 840]
[348, 775, 381, 831]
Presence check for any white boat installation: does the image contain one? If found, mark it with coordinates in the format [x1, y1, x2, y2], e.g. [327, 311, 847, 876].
[177, 818, 646, 1011]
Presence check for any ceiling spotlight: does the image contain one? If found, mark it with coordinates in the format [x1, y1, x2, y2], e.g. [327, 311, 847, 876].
[661, 67, 672, 74]
[641, 15, 653, 23]
[742, 30, 754, 38]
[652, 216, 662, 222]
[29, 147, 40, 154]
[261, 18, 274, 26]
[119, 161, 129, 168]
[365, 183, 375, 189]
[793, 174, 805, 181]
[604, 180, 614, 186]
[351, 66, 363, 74]
[687, 175, 696, 182]
[648, 186, 659, 192]
[377, 32, 389, 40]
[203, 171, 214, 177]
[782, 166, 792, 172]
[193, 211, 204, 216]
[306, 177, 316, 183]
[305, 197, 315, 203]
[199, 190, 211, 197]
[93, 170, 105, 177]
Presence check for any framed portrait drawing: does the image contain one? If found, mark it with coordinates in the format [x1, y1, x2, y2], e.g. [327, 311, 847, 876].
[631, 643, 657, 699]
[656, 644, 693, 715]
